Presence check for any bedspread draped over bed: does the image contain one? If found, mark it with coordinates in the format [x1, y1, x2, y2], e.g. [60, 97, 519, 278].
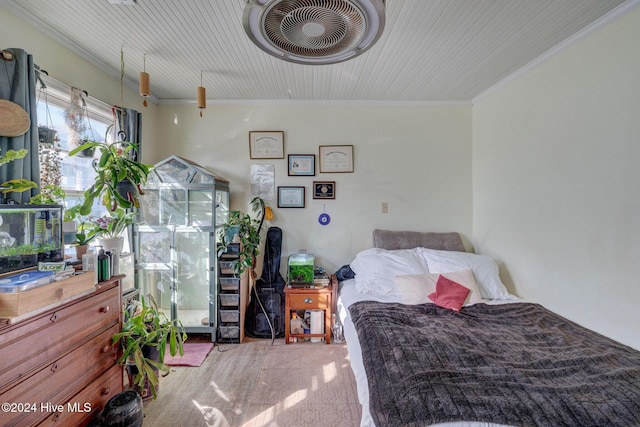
[349, 301, 640, 427]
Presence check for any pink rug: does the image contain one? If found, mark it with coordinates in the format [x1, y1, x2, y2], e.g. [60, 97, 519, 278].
[164, 343, 213, 367]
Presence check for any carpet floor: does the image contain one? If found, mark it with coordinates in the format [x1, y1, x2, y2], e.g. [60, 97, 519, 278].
[143, 337, 361, 427]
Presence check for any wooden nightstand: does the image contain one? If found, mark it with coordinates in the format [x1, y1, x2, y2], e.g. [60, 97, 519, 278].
[284, 281, 335, 344]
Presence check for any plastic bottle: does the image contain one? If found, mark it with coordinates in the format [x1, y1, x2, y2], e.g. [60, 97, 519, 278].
[82, 251, 98, 284]
[98, 249, 111, 282]
[110, 248, 120, 276]
[332, 313, 344, 343]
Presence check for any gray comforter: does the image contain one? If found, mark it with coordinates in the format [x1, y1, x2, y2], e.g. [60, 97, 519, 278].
[349, 301, 640, 427]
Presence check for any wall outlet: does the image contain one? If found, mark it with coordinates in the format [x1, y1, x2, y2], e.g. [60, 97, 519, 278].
[381, 202, 388, 213]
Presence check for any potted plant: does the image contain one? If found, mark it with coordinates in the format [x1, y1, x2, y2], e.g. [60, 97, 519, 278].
[112, 294, 186, 400]
[92, 208, 136, 253]
[38, 125, 59, 145]
[217, 197, 272, 275]
[64, 204, 97, 258]
[69, 139, 153, 213]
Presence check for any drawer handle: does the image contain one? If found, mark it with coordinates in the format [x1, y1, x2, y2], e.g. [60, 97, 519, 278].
[51, 362, 59, 373]
[51, 413, 60, 422]
[99, 305, 110, 313]
[101, 344, 111, 353]
[50, 312, 58, 323]
[304, 298, 313, 303]
[102, 387, 111, 396]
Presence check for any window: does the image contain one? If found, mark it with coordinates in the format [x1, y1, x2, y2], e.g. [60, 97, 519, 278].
[36, 77, 112, 209]
[36, 75, 131, 252]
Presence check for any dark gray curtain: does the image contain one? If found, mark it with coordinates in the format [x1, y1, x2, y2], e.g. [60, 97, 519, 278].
[0, 48, 40, 204]
[114, 106, 142, 162]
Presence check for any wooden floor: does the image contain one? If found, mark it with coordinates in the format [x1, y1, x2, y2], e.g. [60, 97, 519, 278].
[142, 336, 361, 427]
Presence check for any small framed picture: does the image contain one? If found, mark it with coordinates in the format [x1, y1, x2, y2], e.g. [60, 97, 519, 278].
[313, 181, 335, 199]
[319, 144, 354, 173]
[288, 154, 315, 176]
[249, 131, 284, 159]
[277, 186, 305, 208]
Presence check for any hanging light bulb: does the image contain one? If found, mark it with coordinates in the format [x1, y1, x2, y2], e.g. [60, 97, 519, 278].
[197, 70, 206, 118]
[139, 54, 150, 107]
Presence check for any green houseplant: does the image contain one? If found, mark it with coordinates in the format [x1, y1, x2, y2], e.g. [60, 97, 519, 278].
[0, 149, 38, 200]
[93, 208, 136, 239]
[112, 295, 186, 399]
[69, 139, 153, 213]
[64, 204, 96, 246]
[217, 197, 272, 275]
[29, 184, 65, 205]
[92, 208, 137, 253]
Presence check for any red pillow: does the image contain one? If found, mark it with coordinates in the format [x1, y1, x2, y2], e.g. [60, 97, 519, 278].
[428, 274, 471, 312]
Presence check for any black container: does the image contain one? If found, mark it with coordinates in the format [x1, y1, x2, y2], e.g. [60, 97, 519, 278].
[91, 390, 144, 427]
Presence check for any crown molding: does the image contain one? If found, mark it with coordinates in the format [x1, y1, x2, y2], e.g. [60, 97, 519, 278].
[158, 98, 471, 108]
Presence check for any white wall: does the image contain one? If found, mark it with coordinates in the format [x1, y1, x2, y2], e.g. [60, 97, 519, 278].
[154, 103, 473, 273]
[472, 7, 640, 349]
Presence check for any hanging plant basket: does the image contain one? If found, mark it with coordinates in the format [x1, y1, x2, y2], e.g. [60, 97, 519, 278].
[77, 139, 95, 158]
[116, 179, 137, 200]
[38, 126, 58, 145]
[78, 147, 95, 158]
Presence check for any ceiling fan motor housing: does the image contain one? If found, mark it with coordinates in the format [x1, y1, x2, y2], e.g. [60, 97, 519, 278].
[243, 0, 386, 65]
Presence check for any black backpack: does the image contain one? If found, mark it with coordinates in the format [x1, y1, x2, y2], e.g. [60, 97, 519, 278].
[245, 227, 286, 339]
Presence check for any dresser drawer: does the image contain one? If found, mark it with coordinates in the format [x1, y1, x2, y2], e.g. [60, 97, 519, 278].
[288, 293, 330, 309]
[40, 364, 123, 427]
[0, 323, 120, 427]
[0, 284, 119, 391]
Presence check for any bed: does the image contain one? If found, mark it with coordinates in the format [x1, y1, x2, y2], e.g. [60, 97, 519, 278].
[337, 229, 640, 427]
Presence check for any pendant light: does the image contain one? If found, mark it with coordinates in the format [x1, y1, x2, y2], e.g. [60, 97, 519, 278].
[197, 70, 206, 118]
[139, 54, 150, 107]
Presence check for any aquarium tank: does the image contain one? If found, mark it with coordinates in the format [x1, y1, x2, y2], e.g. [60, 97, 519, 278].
[288, 251, 315, 286]
[0, 205, 63, 275]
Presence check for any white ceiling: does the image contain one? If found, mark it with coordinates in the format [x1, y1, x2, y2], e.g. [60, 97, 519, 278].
[1, 0, 636, 104]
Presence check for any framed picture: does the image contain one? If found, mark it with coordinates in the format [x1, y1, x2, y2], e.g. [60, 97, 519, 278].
[278, 186, 305, 208]
[313, 181, 335, 199]
[249, 131, 284, 159]
[319, 144, 354, 173]
[288, 154, 315, 176]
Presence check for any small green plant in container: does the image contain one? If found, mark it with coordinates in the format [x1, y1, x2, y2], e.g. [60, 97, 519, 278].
[112, 295, 186, 400]
[288, 251, 315, 285]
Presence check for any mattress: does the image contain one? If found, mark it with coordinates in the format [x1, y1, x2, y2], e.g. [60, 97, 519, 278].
[338, 279, 515, 427]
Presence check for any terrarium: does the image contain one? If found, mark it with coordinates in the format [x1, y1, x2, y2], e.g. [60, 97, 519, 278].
[0, 204, 64, 275]
[288, 251, 315, 286]
[135, 155, 230, 340]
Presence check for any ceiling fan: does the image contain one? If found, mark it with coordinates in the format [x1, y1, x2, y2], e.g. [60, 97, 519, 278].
[242, 0, 386, 65]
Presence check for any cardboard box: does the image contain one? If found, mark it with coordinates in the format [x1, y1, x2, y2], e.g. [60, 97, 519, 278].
[0, 272, 96, 318]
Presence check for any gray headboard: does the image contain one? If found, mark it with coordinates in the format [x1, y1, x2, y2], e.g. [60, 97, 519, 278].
[373, 229, 466, 252]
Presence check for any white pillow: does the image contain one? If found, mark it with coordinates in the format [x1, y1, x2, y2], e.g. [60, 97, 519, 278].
[395, 269, 483, 306]
[350, 248, 429, 295]
[417, 248, 514, 300]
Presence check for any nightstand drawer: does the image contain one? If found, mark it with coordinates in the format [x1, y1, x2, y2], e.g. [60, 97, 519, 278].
[288, 293, 329, 309]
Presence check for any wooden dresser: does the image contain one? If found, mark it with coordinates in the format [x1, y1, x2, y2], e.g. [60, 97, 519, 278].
[0, 274, 124, 426]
